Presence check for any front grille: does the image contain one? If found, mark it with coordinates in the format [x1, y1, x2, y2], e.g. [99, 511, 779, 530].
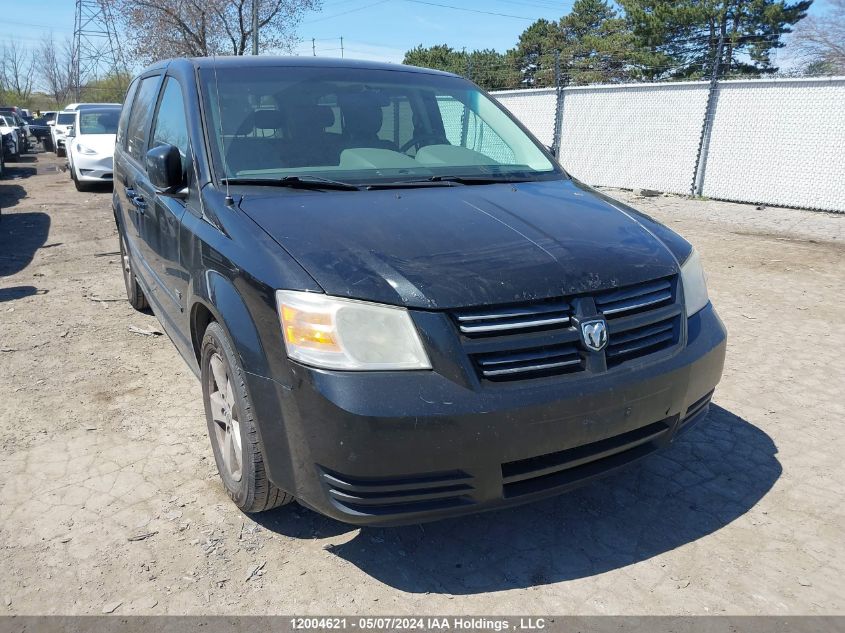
[595, 278, 673, 317]
[452, 276, 682, 382]
[501, 418, 674, 498]
[319, 468, 476, 516]
[453, 299, 571, 336]
[475, 343, 582, 379]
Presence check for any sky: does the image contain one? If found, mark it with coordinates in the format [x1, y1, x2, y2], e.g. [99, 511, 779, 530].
[5, 0, 834, 66]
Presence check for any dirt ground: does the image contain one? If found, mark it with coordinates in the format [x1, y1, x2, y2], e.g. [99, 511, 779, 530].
[1, 148, 843, 616]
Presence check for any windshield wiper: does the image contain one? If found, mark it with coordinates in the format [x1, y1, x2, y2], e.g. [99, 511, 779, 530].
[365, 175, 522, 190]
[428, 175, 530, 185]
[222, 175, 361, 191]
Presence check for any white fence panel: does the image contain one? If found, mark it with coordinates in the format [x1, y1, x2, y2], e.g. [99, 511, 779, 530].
[492, 77, 845, 212]
[700, 78, 845, 212]
[555, 82, 710, 195]
[493, 88, 558, 146]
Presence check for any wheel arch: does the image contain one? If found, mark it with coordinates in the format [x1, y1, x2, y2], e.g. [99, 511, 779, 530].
[189, 270, 272, 378]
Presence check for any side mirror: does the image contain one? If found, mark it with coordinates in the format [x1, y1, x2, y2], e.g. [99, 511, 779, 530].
[66, 126, 74, 138]
[146, 144, 185, 195]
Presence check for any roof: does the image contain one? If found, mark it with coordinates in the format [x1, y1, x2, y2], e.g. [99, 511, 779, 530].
[141, 55, 458, 79]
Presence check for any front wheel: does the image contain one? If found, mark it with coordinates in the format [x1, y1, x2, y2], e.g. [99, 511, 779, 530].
[201, 321, 293, 513]
[72, 167, 89, 192]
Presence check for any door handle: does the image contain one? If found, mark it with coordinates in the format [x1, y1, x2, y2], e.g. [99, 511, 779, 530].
[133, 196, 147, 214]
[124, 186, 136, 198]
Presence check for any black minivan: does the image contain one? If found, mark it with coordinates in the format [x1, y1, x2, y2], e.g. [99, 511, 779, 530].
[114, 57, 726, 525]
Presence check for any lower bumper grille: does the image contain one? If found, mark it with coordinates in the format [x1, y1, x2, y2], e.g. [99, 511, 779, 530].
[501, 418, 674, 498]
[681, 390, 713, 427]
[319, 468, 476, 516]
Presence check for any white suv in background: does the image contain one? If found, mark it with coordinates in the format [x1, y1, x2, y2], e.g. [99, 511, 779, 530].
[66, 106, 121, 191]
[51, 111, 77, 157]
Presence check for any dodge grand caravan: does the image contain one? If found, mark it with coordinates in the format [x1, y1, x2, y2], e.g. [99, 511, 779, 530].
[113, 57, 726, 525]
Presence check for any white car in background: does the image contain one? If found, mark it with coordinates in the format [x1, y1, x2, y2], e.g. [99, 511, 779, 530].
[0, 114, 21, 161]
[66, 106, 120, 191]
[52, 110, 76, 157]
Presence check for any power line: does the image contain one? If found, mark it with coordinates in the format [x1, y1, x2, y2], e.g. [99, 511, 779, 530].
[303, 0, 391, 24]
[402, 0, 537, 20]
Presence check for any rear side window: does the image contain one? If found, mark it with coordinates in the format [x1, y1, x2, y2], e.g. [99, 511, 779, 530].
[116, 79, 139, 148]
[126, 75, 161, 162]
[150, 78, 189, 172]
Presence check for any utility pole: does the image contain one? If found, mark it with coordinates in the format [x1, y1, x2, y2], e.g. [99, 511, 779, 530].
[251, 0, 259, 55]
[312, 38, 316, 56]
[340, 37, 344, 58]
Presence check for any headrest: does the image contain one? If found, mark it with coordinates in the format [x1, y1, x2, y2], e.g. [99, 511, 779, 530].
[313, 105, 335, 128]
[253, 109, 285, 129]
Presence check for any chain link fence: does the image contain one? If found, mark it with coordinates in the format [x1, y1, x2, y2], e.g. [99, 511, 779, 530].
[488, 75, 845, 213]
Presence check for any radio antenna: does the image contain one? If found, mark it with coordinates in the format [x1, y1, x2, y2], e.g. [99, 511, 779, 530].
[211, 53, 234, 205]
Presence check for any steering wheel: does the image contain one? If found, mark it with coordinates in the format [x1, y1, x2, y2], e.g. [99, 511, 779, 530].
[400, 133, 446, 154]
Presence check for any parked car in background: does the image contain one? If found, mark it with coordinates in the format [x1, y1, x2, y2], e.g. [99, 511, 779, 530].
[65, 102, 121, 111]
[27, 117, 52, 145]
[0, 115, 21, 161]
[51, 111, 77, 157]
[0, 109, 29, 154]
[113, 57, 727, 525]
[66, 106, 120, 191]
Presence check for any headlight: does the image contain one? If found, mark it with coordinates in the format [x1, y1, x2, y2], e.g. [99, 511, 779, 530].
[276, 290, 431, 371]
[680, 248, 709, 317]
[76, 144, 97, 155]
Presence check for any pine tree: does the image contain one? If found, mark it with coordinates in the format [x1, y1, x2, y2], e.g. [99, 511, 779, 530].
[619, 0, 814, 78]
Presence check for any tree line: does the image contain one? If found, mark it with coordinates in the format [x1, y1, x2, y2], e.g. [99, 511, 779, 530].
[404, 0, 842, 90]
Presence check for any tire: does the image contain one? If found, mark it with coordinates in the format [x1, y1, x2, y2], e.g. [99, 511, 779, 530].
[56, 146, 65, 158]
[72, 167, 89, 191]
[200, 321, 293, 513]
[119, 229, 148, 310]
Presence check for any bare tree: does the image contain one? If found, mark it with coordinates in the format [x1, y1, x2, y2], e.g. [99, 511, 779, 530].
[794, 0, 845, 74]
[111, 0, 320, 65]
[0, 40, 37, 103]
[40, 34, 76, 107]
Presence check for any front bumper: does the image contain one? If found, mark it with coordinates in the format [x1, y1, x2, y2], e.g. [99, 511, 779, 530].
[250, 303, 727, 526]
[74, 154, 114, 181]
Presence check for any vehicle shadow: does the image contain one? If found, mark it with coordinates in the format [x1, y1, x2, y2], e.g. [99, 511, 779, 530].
[0, 212, 51, 276]
[0, 183, 26, 209]
[255, 405, 780, 593]
[0, 285, 46, 302]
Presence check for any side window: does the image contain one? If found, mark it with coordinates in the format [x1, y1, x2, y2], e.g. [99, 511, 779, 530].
[436, 95, 516, 164]
[126, 75, 161, 162]
[150, 77, 189, 172]
[116, 78, 139, 148]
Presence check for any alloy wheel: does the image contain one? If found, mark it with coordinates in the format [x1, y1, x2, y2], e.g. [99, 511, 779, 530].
[208, 352, 243, 482]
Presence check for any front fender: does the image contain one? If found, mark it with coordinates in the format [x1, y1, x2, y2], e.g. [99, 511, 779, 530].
[191, 270, 270, 378]
[189, 271, 298, 493]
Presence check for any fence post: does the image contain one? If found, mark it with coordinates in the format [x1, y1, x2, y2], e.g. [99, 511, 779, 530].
[552, 49, 564, 156]
[691, 32, 725, 196]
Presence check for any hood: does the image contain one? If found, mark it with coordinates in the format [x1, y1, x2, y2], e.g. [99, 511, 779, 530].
[73, 133, 116, 155]
[238, 179, 681, 309]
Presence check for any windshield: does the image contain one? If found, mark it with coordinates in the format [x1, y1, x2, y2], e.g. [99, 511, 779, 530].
[57, 112, 75, 125]
[0, 116, 12, 127]
[199, 65, 560, 185]
[79, 110, 119, 135]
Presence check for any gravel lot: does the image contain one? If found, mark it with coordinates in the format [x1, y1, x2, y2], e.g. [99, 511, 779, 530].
[1, 149, 843, 616]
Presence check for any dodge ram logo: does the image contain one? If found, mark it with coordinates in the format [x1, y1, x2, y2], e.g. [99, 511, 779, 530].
[580, 318, 608, 352]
